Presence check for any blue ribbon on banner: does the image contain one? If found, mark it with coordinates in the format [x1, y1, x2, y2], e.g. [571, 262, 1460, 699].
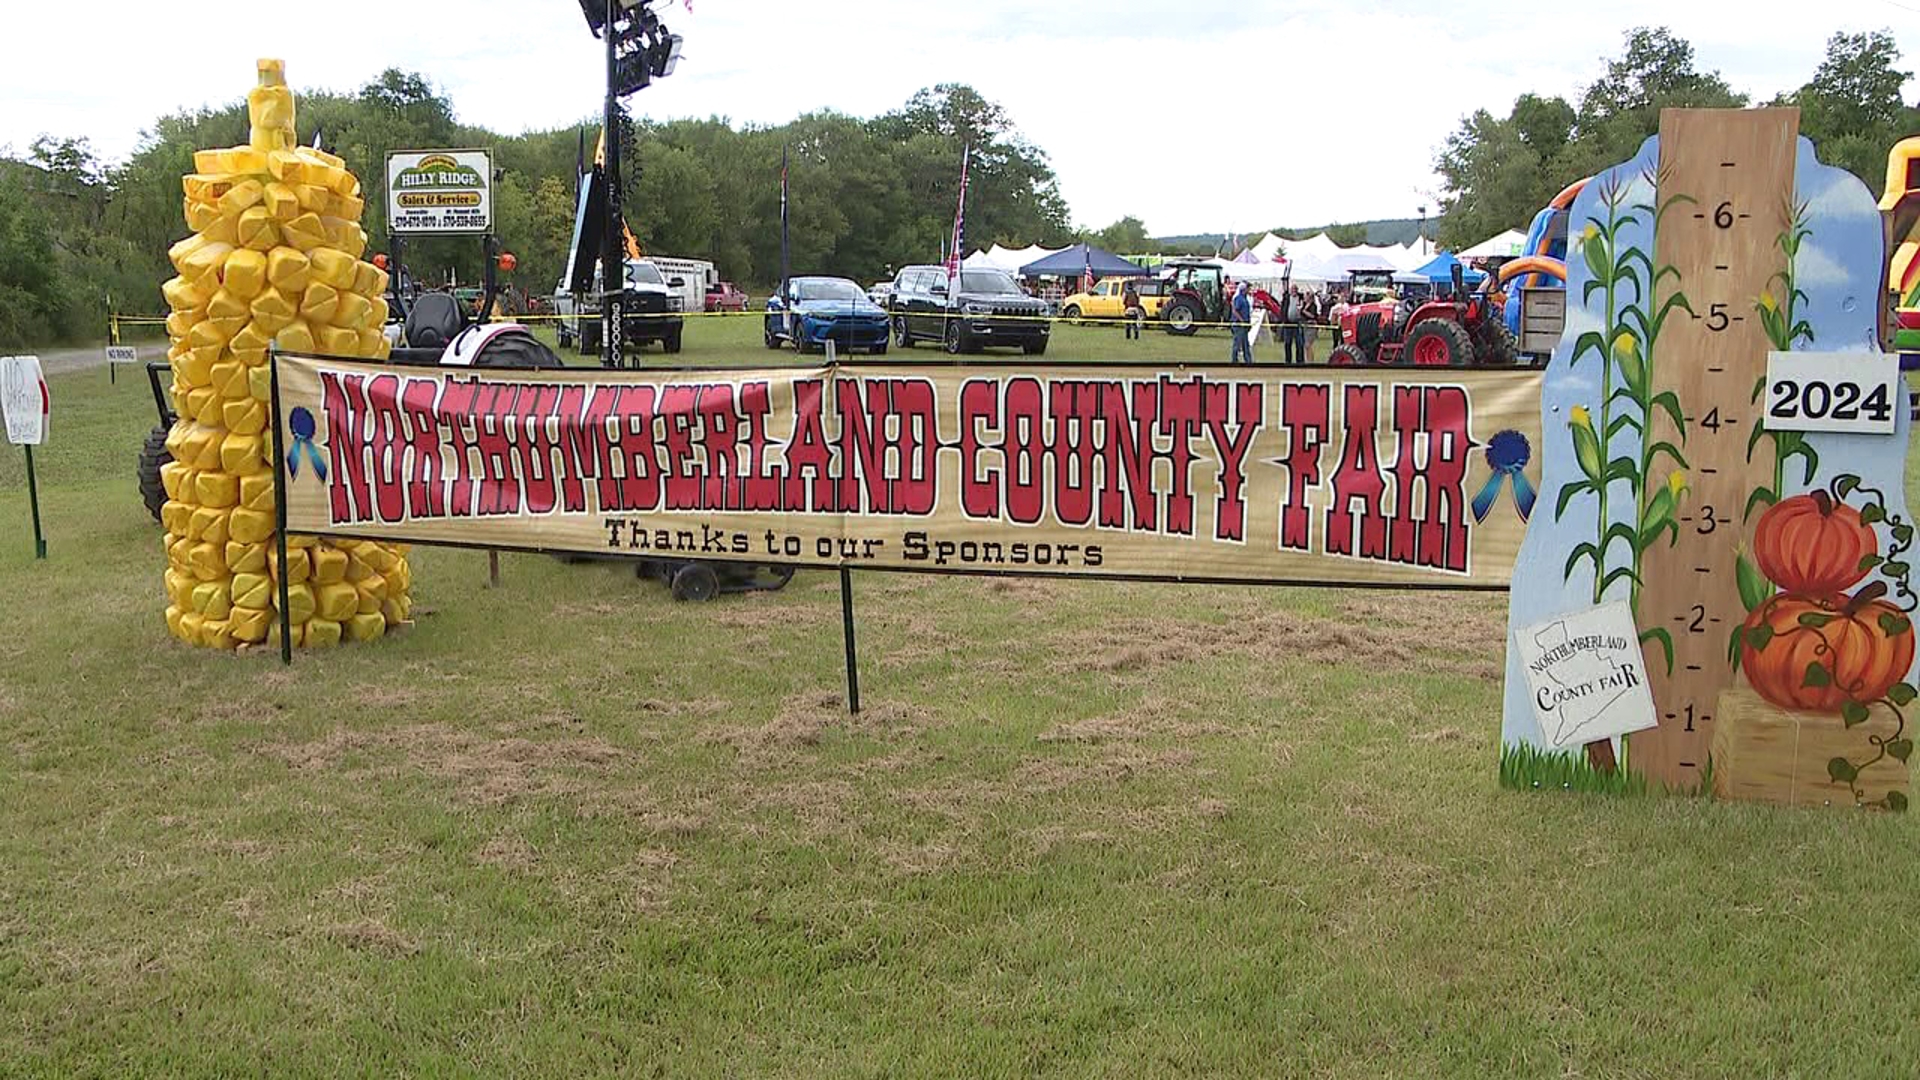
[287, 406, 327, 482]
[1472, 429, 1535, 523]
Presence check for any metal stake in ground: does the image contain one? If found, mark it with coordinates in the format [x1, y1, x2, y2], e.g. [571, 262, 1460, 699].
[268, 345, 293, 665]
[839, 565, 861, 714]
[23, 444, 45, 559]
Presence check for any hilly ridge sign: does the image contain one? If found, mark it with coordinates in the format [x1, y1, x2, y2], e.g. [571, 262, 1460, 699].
[385, 149, 493, 234]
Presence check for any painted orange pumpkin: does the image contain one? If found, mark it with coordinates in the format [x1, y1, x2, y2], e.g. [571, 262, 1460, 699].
[1752, 490, 1877, 595]
[1741, 585, 1915, 713]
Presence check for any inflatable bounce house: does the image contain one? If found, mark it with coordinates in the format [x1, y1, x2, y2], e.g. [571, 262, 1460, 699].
[1882, 136, 1920, 374]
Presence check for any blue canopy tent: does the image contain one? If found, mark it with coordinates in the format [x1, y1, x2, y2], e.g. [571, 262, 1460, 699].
[1018, 243, 1152, 279]
[1411, 252, 1487, 286]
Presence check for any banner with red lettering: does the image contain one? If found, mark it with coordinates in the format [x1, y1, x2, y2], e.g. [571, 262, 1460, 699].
[274, 354, 1544, 588]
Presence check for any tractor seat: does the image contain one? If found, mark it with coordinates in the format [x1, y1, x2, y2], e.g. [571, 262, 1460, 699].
[403, 293, 466, 349]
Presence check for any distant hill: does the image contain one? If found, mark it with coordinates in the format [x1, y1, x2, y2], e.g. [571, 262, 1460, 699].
[1155, 217, 1431, 252]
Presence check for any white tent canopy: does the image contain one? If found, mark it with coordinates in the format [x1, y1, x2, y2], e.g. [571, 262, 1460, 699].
[1240, 232, 1429, 274]
[962, 244, 1064, 274]
[1248, 232, 1288, 262]
[1459, 229, 1528, 260]
[1202, 257, 1291, 285]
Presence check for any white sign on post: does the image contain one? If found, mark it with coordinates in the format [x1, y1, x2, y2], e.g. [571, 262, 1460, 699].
[385, 149, 493, 235]
[1515, 601, 1659, 750]
[1763, 351, 1901, 435]
[105, 344, 137, 365]
[1, 355, 48, 446]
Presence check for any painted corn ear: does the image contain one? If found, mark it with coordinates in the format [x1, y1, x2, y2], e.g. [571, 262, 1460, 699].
[162, 59, 412, 649]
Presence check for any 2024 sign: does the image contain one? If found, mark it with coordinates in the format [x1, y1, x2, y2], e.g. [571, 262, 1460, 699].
[1764, 352, 1902, 436]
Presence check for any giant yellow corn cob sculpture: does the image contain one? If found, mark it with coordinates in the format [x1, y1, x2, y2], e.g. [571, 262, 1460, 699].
[159, 59, 413, 649]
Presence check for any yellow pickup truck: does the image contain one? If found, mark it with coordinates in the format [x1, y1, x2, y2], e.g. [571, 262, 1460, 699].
[1059, 277, 1166, 321]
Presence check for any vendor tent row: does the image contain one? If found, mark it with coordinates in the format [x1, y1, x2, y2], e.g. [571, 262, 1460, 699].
[962, 227, 1521, 288]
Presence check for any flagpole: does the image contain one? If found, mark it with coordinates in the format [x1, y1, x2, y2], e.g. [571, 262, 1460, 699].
[948, 144, 970, 293]
[780, 143, 790, 305]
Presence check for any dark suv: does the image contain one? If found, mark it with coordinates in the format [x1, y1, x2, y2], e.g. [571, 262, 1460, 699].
[889, 265, 1050, 355]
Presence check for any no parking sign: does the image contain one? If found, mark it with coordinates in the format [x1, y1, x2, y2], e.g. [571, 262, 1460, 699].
[1, 355, 48, 445]
[1, 355, 49, 559]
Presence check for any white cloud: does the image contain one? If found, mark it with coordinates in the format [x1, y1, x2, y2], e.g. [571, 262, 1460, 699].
[1558, 300, 1604, 346]
[4, 0, 1916, 235]
[1793, 241, 1852, 288]
[1803, 168, 1879, 223]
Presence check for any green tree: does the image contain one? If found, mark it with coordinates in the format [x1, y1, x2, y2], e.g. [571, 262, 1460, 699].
[874, 84, 1071, 249]
[1563, 26, 1746, 174]
[1326, 223, 1369, 248]
[1435, 27, 1746, 248]
[1781, 30, 1917, 188]
[1436, 105, 1560, 249]
[1090, 216, 1150, 254]
[632, 141, 719, 258]
[0, 168, 67, 348]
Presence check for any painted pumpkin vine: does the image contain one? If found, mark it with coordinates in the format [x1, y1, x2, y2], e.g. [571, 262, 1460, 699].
[1733, 479, 1920, 808]
[1724, 204, 1920, 810]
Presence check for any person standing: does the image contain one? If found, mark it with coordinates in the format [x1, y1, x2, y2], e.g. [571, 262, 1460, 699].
[1305, 288, 1320, 363]
[1229, 281, 1253, 365]
[1280, 286, 1305, 364]
[1123, 279, 1143, 341]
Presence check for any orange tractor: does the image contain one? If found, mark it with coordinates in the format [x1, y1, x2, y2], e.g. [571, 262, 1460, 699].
[1329, 266, 1517, 367]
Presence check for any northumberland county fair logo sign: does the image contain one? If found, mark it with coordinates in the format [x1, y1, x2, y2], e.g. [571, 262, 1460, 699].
[273, 355, 1546, 588]
[385, 149, 492, 234]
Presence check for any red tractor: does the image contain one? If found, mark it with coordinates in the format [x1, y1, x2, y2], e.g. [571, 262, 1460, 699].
[1157, 259, 1282, 334]
[1330, 266, 1516, 367]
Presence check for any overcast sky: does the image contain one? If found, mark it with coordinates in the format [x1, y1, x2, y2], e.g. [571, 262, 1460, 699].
[6, 0, 1920, 235]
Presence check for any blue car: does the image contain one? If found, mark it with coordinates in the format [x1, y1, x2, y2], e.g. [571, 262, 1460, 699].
[765, 276, 891, 355]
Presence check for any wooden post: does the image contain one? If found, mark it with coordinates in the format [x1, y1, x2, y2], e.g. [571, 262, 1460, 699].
[1633, 109, 1800, 788]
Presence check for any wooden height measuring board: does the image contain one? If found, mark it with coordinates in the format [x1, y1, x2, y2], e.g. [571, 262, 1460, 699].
[1634, 109, 1799, 788]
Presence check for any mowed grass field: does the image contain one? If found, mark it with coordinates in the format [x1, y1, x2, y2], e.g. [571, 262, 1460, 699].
[4, 315, 1920, 1077]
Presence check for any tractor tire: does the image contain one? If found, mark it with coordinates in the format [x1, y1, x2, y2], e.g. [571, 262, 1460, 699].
[1355, 311, 1384, 351]
[1328, 344, 1368, 366]
[138, 423, 171, 523]
[894, 315, 914, 348]
[670, 562, 720, 602]
[1165, 300, 1200, 336]
[1403, 319, 1474, 367]
[1062, 303, 1082, 323]
[1473, 319, 1518, 367]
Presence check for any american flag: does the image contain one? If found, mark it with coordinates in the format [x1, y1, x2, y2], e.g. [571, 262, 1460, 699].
[945, 145, 971, 288]
[1080, 245, 1094, 294]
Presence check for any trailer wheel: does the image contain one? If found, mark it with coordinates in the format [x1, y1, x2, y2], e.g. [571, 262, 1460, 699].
[138, 423, 171, 523]
[670, 562, 720, 602]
